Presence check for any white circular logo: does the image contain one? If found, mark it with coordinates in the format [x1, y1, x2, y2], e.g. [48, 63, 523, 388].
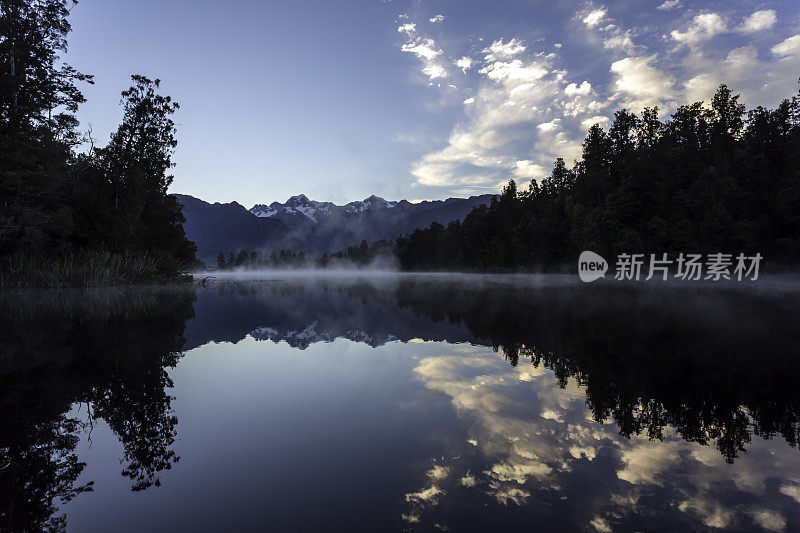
[578, 251, 607, 282]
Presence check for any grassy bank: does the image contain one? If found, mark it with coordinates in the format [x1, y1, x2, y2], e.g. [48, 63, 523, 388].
[0, 251, 193, 288]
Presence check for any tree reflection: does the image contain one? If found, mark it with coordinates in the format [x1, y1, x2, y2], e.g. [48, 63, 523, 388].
[391, 280, 800, 463]
[0, 287, 194, 530]
[197, 279, 800, 463]
[184, 278, 800, 464]
[2, 278, 799, 529]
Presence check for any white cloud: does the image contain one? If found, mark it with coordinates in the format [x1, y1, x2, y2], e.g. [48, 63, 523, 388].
[427, 465, 451, 480]
[405, 485, 444, 503]
[487, 461, 551, 484]
[679, 496, 735, 529]
[780, 483, 800, 503]
[429, 14, 445, 24]
[580, 8, 636, 55]
[514, 160, 547, 179]
[610, 55, 675, 109]
[656, 0, 681, 11]
[398, 24, 449, 82]
[680, 43, 784, 106]
[402, 38, 442, 61]
[423, 64, 448, 80]
[751, 509, 786, 532]
[604, 34, 634, 51]
[406, 33, 589, 191]
[483, 38, 526, 61]
[582, 8, 607, 28]
[772, 34, 800, 57]
[564, 81, 591, 96]
[397, 23, 416, 34]
[683, 73, 720, 104]
[738, 10, 776, 33]
[537, 119, 561, 132]
[456, 56, 474, 73]
[617, 439, 681, 485]
[671, 13, 727, 46]
[480, 59, 548, 84]
[489, 485, 531, 506]
[411, 125, 515, 187]
[581, 115, 610, 128]
[590, 517, 613, 532]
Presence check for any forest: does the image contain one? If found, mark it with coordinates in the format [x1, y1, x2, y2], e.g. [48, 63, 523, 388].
[394, 84, 800, 272]
[0, 0, 196, 286]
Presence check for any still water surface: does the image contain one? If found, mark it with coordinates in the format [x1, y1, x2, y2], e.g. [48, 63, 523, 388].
[2, 275, 800, 531]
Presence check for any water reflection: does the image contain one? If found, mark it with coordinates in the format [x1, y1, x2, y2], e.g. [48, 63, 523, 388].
[1, 277, 799, 531]
[405, 346, 799, 530]
[0, 288, 195, 530]
[186, 279, 800, 462]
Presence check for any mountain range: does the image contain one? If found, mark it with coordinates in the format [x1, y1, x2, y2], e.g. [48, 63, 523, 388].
[175, 192, 495, 263]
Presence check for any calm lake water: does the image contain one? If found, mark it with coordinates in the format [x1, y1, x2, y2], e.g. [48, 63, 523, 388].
[2, 275, 800, 532]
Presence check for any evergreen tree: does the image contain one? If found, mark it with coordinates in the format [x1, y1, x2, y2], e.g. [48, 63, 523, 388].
[0, 0, 92, 256]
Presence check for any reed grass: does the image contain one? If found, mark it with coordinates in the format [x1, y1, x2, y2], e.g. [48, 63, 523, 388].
[0, 250, 192, 288]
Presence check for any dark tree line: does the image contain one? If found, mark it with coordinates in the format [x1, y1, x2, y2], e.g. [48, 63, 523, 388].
[216, 248, 307, 269]
[317, 239, 394, 267]
[0, 1, 195, 284]
[216, 239, 395, 270]
[396, 84, 800, 271]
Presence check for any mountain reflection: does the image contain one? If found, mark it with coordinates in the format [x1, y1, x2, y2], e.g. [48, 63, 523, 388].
[0, 288, 195, 531]
[188, 278, 800, 463]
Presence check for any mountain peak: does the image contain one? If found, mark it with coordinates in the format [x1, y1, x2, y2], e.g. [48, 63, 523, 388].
[344, 195, 398, 214]
[286, 194, 310, 205]
[250, 194, 400, 221]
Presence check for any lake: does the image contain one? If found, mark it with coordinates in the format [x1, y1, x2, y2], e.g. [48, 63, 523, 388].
[2, 275, 800, 531]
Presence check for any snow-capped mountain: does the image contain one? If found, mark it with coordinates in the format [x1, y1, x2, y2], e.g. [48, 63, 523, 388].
[250, 194, 338, 223]
[176, 191, 495, 262]
[250, 194, 398, 223]
[249, 321, 399, 350]
[343, 195, 398, 214]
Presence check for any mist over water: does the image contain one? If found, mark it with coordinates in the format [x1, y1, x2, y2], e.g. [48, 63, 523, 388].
[198, 268, 800, 293]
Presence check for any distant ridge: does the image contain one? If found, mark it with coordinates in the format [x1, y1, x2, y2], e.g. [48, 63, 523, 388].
[174, 194, 302, 263]
[251, 194, 399, 222]
[175, 192, 496, 263]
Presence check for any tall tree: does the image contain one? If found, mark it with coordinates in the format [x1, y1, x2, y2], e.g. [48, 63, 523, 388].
[93, 75, 195, 261]
[0, 0, 92, 256]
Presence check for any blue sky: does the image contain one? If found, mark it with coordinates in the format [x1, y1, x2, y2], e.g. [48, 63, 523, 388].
[65, 0, 800, 206]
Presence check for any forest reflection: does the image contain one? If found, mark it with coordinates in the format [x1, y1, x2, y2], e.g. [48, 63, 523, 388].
[0, 287, 195, 531]
[187, 278, 800, 463]
[1, 278, 799, 530]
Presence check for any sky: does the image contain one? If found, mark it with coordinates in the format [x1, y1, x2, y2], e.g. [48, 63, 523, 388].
[64, 0, 800, 206]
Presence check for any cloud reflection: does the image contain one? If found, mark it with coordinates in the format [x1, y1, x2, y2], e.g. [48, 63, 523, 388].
[406, 345, 799, 531]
